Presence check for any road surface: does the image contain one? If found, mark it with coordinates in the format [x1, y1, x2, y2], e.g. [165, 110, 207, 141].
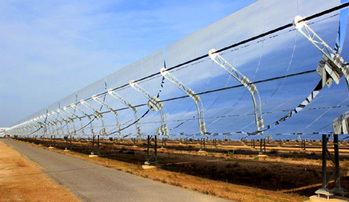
[2, 139, 231, 202]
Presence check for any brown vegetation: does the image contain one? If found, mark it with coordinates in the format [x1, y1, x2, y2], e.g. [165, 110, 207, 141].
[13, 137, 349, 202]
[0, 141, 79, 202]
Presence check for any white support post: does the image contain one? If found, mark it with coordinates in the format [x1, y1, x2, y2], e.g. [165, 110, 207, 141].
[36, 115, 47, 136]
[129, 80, 169, 137]
[80, 100, 107, 136]
[92, 95, 122, 138]
[37, 115, 48, 137]
[209, 49, 265, 132]
[47, 112, 61, 137]
[55, 109, 71, 135]
[71, 103, 95, 137]
[333, 111, 349, 135]
[44, 114, 58, 137]
[59, 108, 77, 136]
[62, 106, 84, 135]
[108, 89, 142, 138]
[57, 108, 74, 123]
[80, 100, 103, 119]
[63, 106, 82, 136]
[293, 16, 349, 90]
[160, 68, 208, 135]
[38, 114, 51, 135]
[51, 111, 66, 136]
[42, 117, 53, 137]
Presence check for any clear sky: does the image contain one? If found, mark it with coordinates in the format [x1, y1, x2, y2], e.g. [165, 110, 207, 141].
[0, 0, 257, 127]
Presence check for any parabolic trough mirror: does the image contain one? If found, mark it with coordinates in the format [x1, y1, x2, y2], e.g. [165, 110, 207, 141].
[6, 0, 349, 142]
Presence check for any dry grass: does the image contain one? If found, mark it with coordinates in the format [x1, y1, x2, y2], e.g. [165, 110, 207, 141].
[0, 140, 80, 202]
[12, 139, 331, 202]
[54, 150, 307, 201]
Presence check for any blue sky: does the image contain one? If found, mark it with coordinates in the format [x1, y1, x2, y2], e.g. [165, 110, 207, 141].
[0, 0, 256, 127]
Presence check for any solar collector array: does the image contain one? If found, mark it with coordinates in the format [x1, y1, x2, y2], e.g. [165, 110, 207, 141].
[10, 0, 348, 140]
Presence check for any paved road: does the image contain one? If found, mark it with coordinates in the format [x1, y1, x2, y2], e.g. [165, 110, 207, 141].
[2, 139, 231, 202]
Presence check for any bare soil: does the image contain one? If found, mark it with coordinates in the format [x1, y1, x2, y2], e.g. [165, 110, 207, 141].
[13, 137, 349, 202]
[0, 140, 79, 202]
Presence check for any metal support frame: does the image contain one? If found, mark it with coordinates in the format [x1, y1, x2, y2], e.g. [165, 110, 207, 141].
[333, 111, 349, 135]
[80, 100, 107, 136]
[160, 68, 208, 135]
[97, 135, 100, 155]
[43, 121, 50, 137]
[294, 16, 349, 90]
[302, 140, 306, 150]
[50, 135, 53, 147]
[92, 95, 122, 138]
[199, 138, 206, 151]
[266, 135, 271, 144]
[91, 135, 96, 155]
[61, 106, 79, 137]
[107, 89, 142, 138]
[46, 112, 58, 125]
[56, 109, 73, 137]
[145, 135, 158, 165]
[293, 13, 349, 195]
[39, 115, 49, 136]
[89, 134, 100, 156]
[314, 111, 349, 197]
[48, 113, 61, 137]
[64, 135, 69, 150]
[259, 139, 266, 153]
[264, 139, 266, 153]
[132, 138, 137, 146]
[43, 114, 56, 137]
[25, 116, 42, 135]
[64, 106, 85, 136]
[57, 108, 74, 123]
[251, 139, 256, 148]
[129, 80, 169, 137]
[161, 138, 167, 148]
[35, 115, 46, 136]
[146, 136, 150, 161]
[209, 49, 265, 132]
[316, 134, 347, 198]
[71, 103, 95, 137]
[50, 111, 64, 136]
[213, 138, 217, 147]
[69, 135, 72, 150]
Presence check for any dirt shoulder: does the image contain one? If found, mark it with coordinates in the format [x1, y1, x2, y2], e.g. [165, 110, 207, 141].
[0, 140, 79, 202]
